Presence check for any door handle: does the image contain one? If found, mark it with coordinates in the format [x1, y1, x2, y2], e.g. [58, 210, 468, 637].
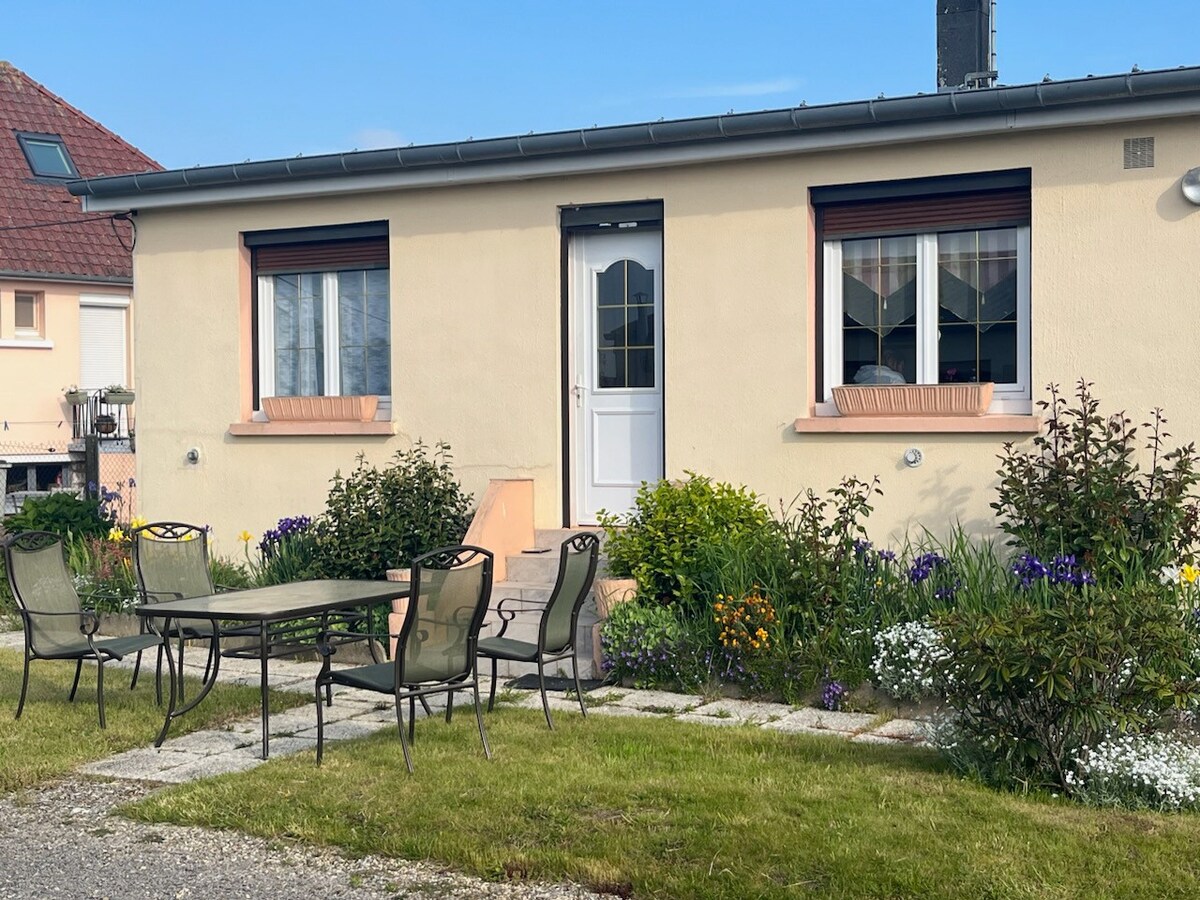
[573, 380, 586, 407]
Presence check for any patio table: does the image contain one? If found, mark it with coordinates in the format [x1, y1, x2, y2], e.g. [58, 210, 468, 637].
[136, 580, 409, 758]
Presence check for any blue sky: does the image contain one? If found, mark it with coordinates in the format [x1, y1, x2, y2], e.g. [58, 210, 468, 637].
[6, 1, 1197, 169]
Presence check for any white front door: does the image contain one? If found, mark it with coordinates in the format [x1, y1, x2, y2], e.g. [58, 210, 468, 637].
[572, 230, 664, 524]
[78, 296, 130, 389]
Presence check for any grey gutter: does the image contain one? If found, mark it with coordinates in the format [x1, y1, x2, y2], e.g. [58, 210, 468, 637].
[68, 66, 1200, 207]
[0, 269, 132, 285]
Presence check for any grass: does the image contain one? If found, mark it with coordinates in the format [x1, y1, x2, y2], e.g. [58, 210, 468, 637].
[121, 707, 1200, 899]
[0, 647, 306, 792]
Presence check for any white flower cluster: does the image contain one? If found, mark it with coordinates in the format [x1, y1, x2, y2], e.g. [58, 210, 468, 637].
[871, 620, 949, 701]
[1068, 733, 1200, 810]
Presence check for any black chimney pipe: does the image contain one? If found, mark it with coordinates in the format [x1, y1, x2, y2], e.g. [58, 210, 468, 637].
[937, 0, 996, 90]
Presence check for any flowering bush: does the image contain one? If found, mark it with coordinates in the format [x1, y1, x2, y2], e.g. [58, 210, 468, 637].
[1068, 733, 1200, 811]
[871, 620, 948, 702]
[1011, 553, 1095, 589]
[246, 515, 319, 586]
[600, 600, 704, 690]
[821, 680, 846, 711]
[713, 590, 776, 654]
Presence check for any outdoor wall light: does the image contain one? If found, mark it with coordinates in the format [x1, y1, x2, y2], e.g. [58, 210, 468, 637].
[185, 447, 201, 464]
[903, 447, 924, 468]
[1182, 167, 1200, 205]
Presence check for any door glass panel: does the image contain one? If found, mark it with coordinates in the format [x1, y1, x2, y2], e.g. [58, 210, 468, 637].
[595, 259, 656, 389]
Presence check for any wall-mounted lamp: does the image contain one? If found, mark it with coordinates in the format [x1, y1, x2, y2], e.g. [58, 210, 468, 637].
[1182, 167, 1200, 205]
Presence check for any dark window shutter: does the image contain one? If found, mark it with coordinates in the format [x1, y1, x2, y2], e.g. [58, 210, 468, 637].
[821, 188, 1030, 238]
[254, 237, 389, 274]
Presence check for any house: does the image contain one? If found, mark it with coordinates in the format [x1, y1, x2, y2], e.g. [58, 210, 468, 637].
[0, 62, 159, 511]
[67, 12, 1200, 547]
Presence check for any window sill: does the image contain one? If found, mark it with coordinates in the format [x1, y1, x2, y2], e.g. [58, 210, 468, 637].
[0, 338, 53, 349]
[793, 414, 1042, 434]
[228, 421, 395, 437]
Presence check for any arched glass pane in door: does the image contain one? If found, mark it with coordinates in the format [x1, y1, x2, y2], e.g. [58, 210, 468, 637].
[595, 259, 655, 388]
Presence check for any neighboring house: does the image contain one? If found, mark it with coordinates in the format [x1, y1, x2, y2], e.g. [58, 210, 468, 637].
[68, 24, 1200, 544]
[0, 62, 159, 511]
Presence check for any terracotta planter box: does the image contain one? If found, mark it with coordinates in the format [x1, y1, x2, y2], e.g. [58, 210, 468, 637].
[262, 395, 378, 422]
[831, 383, 994, 417]
[593, 577, 638, 619]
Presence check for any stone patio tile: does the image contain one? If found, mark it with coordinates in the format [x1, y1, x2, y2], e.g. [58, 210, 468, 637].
[686, 699, 793, 724]
[79, 747, 193, 781]
[761, 707, 876, 734]
[587, 705, 662, 719]
[293, 718, 389, 742]
[869, 718, 928, 742]
[759, 717, 830, 737]
[851, 733, 908, 746]
[609, 689, 698, 713]
[513, 694, 584, 714]
[160, 730, 257, 755]
[152, 751, 269, 783]
[674, 713, 743, 727]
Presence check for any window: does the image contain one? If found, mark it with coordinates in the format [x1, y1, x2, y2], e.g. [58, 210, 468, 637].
[15, 132, 78, 179]
[14, 292, 44, 337]
[815, 172, 1031, 413]
[248, 222, 390, 404]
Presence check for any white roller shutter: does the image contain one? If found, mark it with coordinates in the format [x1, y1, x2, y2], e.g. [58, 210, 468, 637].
[79, 302, 128, 390]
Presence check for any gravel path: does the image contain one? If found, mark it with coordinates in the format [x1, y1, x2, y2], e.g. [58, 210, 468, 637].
[0, 779, 602, 900]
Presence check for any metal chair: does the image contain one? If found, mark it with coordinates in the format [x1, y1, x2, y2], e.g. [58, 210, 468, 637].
[478, 532, 600, 728]
[315, 545, 494, 773]
[3, 530, 165, 728]
[131, 521, 229, 701]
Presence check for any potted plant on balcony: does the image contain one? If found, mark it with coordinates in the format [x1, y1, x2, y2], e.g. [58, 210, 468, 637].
[63, 385, 88, 406]
[103, 385, 135, 405]
[93, 413, 118, 435]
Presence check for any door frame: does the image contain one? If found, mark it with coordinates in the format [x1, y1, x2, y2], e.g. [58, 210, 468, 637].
[559, 202, 665, 526]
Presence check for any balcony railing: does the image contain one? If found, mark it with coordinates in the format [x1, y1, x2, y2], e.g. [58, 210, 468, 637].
[68, 388, 134, 442]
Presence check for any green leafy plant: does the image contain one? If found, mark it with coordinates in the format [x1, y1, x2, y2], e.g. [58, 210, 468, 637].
[934, 582, 1200, 792]
[599, 599, 705, 690]
[993, 380, 1200, 578]
[599, 473, 773, 609]
[309, 441, 473, 580]
[64, 533, 137, 612]
[6, 491, 114, 540]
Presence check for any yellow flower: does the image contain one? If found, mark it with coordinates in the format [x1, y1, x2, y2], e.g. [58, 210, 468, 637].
[107, 527, 125, 542]
[182, 532, 196, 542]
[129, 516, 147, 530]
[238, 530, 254, 543]
[1182, 564, 1200, 584]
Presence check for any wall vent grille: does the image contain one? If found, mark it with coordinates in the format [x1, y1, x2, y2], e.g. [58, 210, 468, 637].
[1124, 137, 1155, 169]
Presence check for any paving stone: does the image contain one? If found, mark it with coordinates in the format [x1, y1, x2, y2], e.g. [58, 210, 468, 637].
[674, 713, 743, 727]
[79, 747, 190, 781]
[587, 705, 663, 719]
[152, 751, 268, 783]
[513, 694, 584, 714]
[159, 730, 257, 755]
[686, 699, 793, 724]
[763, 708, 876, 734]
[294, 718, 389, 742]
[608, 689, 698, 713]
[851, 733, 907, 746]
[870, 718, 928, 741]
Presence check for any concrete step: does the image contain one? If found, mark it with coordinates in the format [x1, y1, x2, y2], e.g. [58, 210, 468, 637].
[533, 527, 602, 548]
[504, 552, 563, 584]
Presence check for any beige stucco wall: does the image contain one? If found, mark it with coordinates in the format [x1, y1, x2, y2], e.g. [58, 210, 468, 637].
[0, 279, 131, 455]
[129, 115, 1200, 557]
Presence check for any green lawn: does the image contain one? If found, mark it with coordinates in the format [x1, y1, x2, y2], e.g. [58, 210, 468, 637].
[121, 705, 1200, 899]
[0, 647, 305, 792]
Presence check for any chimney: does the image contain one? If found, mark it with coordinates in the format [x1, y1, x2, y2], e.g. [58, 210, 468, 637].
[937, 0, 996, 90]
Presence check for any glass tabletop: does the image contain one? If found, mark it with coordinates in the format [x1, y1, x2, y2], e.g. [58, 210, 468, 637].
[134, 579, 409, 622]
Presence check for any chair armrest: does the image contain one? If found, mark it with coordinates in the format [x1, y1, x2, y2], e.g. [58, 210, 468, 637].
[24, 608, 101, 636]
[214, 584, 244, 593]
[134, 588, 185, 602]
[492, 596, 543, 638]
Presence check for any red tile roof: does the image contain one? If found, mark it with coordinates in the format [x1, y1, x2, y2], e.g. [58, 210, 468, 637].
[0, 62, 159, 281]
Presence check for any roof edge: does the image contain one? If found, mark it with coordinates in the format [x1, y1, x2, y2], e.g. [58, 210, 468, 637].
[70, 65, 1200, 209]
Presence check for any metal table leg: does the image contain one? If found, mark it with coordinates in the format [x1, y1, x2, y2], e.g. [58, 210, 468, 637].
[260, 619, 270, 759]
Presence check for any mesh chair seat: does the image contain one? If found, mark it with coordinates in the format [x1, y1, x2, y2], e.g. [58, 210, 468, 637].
[327, 657, 472, 693]
[476, 635, 541, 663]
[36, 632, 163, 661]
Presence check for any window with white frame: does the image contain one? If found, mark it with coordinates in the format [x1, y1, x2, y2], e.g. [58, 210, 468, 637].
[14, 291, 44, 338]
[247, 222, 390, 404]
[816, 173, 1031, 413]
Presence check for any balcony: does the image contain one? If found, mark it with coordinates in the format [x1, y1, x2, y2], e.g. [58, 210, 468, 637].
[67, 388, 134, 445]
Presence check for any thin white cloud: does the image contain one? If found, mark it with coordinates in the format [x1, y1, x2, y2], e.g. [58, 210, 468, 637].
[660, 77, 804, 100]
[350, 127, 407, 150]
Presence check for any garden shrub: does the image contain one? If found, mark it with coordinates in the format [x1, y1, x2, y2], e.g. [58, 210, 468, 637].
[1067, 732, 1200, 811]
[993, 379, 1200, 578]
[599, 473, 773, 608]
[64, 533, 137, 611]
[871, 620, 947, 702]
[250, 515, 320, 586]
[309, 442, 473, 580]
[599, 599, 705, 690]
[934, 581, 1200, 792]
[6, 491, 113, 539]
